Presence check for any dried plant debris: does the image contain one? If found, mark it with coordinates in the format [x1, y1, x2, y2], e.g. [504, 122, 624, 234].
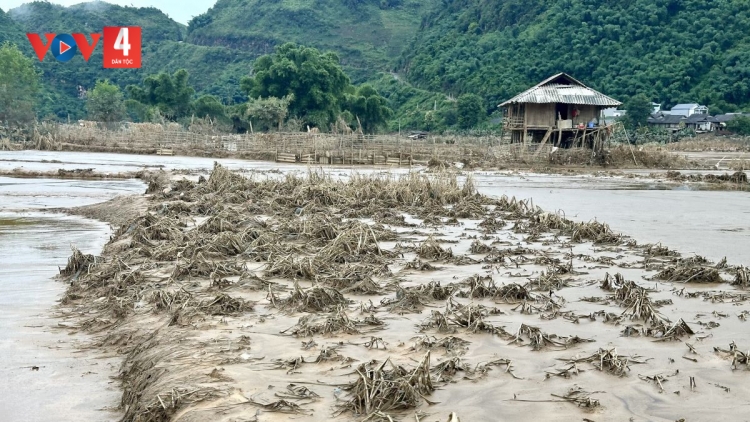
[420, 310, 455, 333]
[601, 273, 670, 327]
[410, 335, 471, 354]
[337, 353, 434, 416]
[445, 300, 507, 335]
[714, 342, 750, 369]
[450, 198, 487, 218]
[654, 265, 723, 283]
[639, 371, 678, 393]
[642, 243, 680, 258]
[244, 396, 313, 415]
[570, 221, 622, 244]
[404, 258, 439, 271]
[282, 309, 383, 337]
[172, 257, 246, 281]
[472, 358, 520, 380]
[200, 294, 254, 316]
[457, 274, 498, 298]
[731, 266, 750, 287]
[561, 348, 648, 377]
[431, 356, 470, 381]
[509, 324, 593, 351]
[650, 318, 695, 341]
[59, 247, 102, 279]
[528, 269, 571, 291]
[386, 281, 455, 311]
[496, 283, 536, 303]
[478, 216, 505, 233]
[417, 236, 454, 260]
[551, 386, 602, 409]
[276, 283, 348, 312]
[457, 276, 537, 304]
[545, 361, 586, 379]
[469, 240, 494, 254]
[274, 384, 321, 402]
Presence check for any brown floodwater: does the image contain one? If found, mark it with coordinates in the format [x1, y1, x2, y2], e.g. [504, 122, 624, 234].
[0, 176, 144, 421]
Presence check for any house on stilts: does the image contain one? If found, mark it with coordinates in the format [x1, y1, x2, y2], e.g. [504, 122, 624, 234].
[500, 73, 622, 149]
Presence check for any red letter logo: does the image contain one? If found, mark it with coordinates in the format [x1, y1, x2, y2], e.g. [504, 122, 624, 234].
[26, 33, 56, 61]
[103, 26, 141, 68]
[71, 33, 101, 62]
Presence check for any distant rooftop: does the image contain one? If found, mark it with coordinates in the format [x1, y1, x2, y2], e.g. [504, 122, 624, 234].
[648, 114, 685, 124]
[671, 103, 700, 110]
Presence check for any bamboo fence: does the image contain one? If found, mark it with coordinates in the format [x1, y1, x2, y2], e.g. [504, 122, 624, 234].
[25, 123, 560, 166]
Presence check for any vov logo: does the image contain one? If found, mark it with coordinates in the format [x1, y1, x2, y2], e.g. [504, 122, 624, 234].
[26, 26, 142, 68]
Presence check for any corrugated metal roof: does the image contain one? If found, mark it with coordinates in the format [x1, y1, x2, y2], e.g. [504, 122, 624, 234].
[500, 73, 622, 107]
[671, 104, 699, 110]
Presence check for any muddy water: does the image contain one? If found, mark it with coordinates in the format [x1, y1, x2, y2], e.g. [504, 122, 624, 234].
[470, 172, 750, 264]
[0, 150, 256, 173]
[0, 176, 144, 421]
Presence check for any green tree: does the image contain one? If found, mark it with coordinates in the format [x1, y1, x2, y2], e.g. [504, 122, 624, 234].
[622, 94, 652, 130]
[0, 42, 40, 126]
[246, 95, 293, 131]
[241, 43, 350, 128]
[192, 95, 226, 120]
[126, 69, 195, 120]
[726, 116, 750, 136]
[345, 85, 392, 133]
[86, 80, 125, 123]
[457, 93, 485, 129]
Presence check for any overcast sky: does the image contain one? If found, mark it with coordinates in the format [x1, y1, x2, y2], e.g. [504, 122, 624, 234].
[0, 0, 216, 24]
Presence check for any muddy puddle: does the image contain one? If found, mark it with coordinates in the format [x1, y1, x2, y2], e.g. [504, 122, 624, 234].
[0, 176, 144, 421]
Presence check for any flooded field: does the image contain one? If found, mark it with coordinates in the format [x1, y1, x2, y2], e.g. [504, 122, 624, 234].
[0, 150, 748, 421]
[55, 164, 750, 422]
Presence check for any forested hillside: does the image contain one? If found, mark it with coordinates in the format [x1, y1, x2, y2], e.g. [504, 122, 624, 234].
[3, 0, 750, 129]
[6, 2, 255, 119]
[0, 8, 25, 45]
[186, 0, 437, 82]
[400, 0, 750, 114]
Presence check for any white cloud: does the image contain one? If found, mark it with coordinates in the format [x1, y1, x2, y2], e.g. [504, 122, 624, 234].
[1, 0, 216, 24]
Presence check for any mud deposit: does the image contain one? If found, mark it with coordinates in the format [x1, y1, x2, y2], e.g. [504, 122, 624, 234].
[56, 164, 750, 422]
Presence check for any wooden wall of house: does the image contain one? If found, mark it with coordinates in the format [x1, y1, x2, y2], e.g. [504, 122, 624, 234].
[572, 105, 601, 125]
[516, 103, 607, 130]
[525, 103, 555, 128]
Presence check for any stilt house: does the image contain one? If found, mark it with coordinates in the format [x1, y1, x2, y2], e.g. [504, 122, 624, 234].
[500, 73, 622, 148]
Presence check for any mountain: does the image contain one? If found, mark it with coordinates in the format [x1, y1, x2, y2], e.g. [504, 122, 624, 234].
[8, 1, 255, 119]
[6, 0, 750, 126]
[0, 7, 25, 46]
[186, 0, 437, 83]
[399, 0, 750, 113]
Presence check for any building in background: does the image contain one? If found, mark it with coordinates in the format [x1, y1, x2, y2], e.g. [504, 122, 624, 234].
[500, 72, 621, 148]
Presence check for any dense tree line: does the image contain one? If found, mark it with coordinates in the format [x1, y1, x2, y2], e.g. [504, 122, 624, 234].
[0, 41, 395, 134]
[400, 0, 750, 114]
